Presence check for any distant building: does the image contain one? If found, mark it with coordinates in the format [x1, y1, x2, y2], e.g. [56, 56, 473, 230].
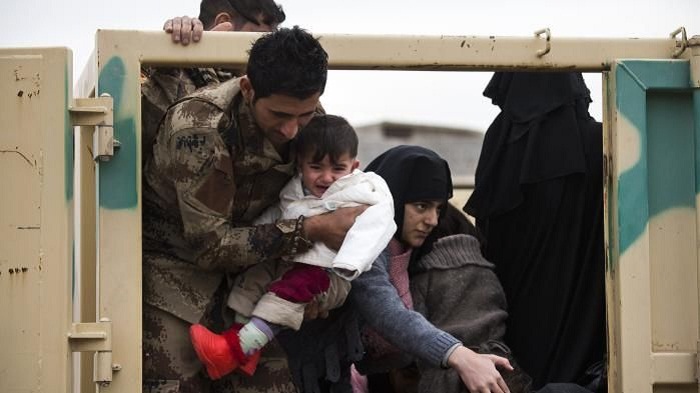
[355, 121, 484, 188]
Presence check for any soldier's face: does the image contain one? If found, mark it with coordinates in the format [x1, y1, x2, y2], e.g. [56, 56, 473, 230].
[250, 93, 320, 149]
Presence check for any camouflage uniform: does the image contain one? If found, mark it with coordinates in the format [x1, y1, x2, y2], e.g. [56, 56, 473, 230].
[141, 67, 238, 164]
[142, 77, 313, 393]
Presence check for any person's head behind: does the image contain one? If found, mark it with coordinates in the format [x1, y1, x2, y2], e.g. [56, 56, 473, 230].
[365, 145, 453, 248]
[295, 114, 359, 197]
[198, 0, 285, 32]
[241, 26, 328, 149]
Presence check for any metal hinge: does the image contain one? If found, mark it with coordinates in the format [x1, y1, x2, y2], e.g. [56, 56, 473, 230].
[69, 94, 119, 161]
[68, 318, 119, 387]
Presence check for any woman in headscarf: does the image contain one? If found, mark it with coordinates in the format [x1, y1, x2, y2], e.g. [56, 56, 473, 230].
[351, 145, 513, 393]
[465, 72, 606, 391]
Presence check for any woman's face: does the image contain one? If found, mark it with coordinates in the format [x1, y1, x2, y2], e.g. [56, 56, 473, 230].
[401, 201, 444, 248]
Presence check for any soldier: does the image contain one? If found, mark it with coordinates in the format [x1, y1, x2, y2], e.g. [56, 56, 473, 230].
[141, 0, 286, 164]
[142, 26, 364, 393]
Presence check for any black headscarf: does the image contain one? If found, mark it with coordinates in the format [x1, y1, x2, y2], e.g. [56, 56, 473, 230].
[465, 72, 595, 219]
[365, 145, 453, 237]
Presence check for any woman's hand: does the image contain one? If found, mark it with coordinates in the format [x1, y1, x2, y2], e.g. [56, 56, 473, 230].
[447, 345, 513, 393]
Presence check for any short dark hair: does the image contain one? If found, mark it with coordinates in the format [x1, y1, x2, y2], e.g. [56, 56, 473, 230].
[247, 26, 328, 100]
[296, 115, 358, 164]
[198, 0, 286, 30]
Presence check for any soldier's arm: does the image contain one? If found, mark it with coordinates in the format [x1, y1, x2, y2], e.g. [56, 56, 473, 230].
[157, 113, 311, 271]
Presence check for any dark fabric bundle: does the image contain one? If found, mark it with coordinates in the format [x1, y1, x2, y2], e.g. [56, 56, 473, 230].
[277, 306, 364, 393]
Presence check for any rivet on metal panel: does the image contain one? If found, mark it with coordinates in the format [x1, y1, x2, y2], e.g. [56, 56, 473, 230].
[670, 27, 688, 58]
[535, 28, 551, 57]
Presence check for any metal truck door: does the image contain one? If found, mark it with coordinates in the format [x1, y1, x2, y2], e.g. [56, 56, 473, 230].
[0, 48, 75, 393]
[606, 52, 700, 392]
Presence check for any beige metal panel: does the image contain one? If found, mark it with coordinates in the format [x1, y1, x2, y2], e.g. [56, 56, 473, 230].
[602, 70, 619, 393]
[94, 29, 686, 71]
[77, 123, 97, 393]
[608, 59, 700, 393]
[92, 29, 143, 392]
[0, 48, 73, 393]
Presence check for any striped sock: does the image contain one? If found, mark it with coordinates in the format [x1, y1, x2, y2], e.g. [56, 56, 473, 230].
[238, 319, 271, 355]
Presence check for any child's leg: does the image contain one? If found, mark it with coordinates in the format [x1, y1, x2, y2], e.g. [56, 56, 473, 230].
[227, 259, 286, 321]
[251, 264, 331, 331]
[190, 260, 288, 380]
[190, 264, 331, 379]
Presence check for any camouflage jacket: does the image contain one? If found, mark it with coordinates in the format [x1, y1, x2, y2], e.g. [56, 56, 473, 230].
[142, 77, 312, 323]
[141, 67, 237, 164]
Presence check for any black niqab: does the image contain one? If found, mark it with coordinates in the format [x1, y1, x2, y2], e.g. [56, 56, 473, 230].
[465, 72, 606, 390]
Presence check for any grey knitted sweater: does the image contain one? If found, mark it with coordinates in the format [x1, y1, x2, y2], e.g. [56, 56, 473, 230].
[350, 243, 461, 370]
[411, 234, 508, 347]
[411, 234, 532, 393]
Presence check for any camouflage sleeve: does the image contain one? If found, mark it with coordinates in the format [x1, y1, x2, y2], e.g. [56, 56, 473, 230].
[160, 109, 311, 271]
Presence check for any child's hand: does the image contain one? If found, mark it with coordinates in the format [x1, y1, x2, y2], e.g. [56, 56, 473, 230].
[303, 298, 330, 320]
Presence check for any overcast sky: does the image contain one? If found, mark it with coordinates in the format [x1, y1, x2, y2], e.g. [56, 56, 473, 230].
[3, 0, 699, 132]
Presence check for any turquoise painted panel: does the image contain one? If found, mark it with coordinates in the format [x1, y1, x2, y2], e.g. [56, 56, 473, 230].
[647, 92, 695, 217]
[617, 66, 650, 254]
[621, 60, 690, 90]
[97, 56, 138, 209]
[616, 61, 694, 254]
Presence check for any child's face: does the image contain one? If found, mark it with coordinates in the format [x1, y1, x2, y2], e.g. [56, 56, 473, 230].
[299, 152, 359, 197]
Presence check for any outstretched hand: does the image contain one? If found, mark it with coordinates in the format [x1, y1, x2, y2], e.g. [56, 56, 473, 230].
[163, 16, 204, 45]
[448, 346, 512, 393]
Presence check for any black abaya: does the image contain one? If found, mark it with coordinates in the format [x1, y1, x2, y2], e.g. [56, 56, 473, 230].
[465, 72, 606, 390]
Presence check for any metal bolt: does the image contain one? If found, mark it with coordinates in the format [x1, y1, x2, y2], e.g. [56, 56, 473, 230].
[21, 267, 28, 272]
[9, 269, 13, 274]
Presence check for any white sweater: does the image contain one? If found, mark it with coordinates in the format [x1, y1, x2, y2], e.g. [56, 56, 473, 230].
[254, 169, 396, 280]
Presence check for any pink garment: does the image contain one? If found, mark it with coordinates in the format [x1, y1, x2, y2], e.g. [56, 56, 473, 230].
[361, 238, 414, 358]
[350, 364, 368, 393]
[386, 238, 413, 310]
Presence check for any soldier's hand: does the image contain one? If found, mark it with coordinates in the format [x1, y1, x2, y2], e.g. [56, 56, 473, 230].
[304, 206, 368, 251]
[163, 16, 204, 45]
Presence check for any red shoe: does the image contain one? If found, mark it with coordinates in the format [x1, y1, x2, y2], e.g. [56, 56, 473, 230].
[237, 349, 261, 377]
[189, 324, 239, 380]
[221, 325, 262, 377]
